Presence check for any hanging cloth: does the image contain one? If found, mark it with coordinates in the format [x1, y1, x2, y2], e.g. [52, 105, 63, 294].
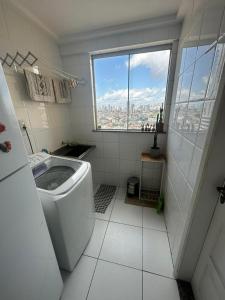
[52, 78, 72, 104]
[24, 69, 55, 103]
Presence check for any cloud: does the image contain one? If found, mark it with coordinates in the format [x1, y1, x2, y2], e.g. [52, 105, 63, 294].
[202, 75, 209, 85]
[97, 87, 165, 106]
[128, 50, 170, 76]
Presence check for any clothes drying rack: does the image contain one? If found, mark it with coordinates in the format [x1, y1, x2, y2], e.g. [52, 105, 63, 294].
[0, 50, 85, 85]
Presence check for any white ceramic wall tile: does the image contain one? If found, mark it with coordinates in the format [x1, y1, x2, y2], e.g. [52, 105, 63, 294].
[143, 272, 180, 300]
[167, 156, 191, 214]
[100, 222, 142, 269]
[103, 158, 120, 174]
[87, 142, 104, 159]
[164, 177, 188, 264]
[103, 142, 119, 158]
[90, 158, 105, 172]
[178, 137, 194, 178]
[196, 100, 215, 149]
[92, 171, 105, 186]
[164, 181, 177, 261]
[1, 2, 73, 154]
[110, 200, 142, 227]
[103, 132, 119, 143]
[179, 65, 194, 102]
[184, 101, 204, 144]
[101, 172, 120, 186]
[171, 216, 186, 264]
[143, 207, 166, 231]
[198, 0, 225, 51]
[61, 256, 97, 300]
[187, 146, 202, 188]
[143, 228, 174, 278]
[189, 49, 215, 101]
[84, 220, 108, 258]
[119, 143, 138, 160]
[87, 260, 142, 300]
[119, 159, 139, 175]
[165, 0, 225, 271]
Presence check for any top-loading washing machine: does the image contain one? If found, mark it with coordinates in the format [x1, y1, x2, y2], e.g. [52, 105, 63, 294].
[28, 152, 95, 272]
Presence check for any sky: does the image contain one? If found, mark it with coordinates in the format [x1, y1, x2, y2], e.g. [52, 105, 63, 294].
[93, 50, 171, 108]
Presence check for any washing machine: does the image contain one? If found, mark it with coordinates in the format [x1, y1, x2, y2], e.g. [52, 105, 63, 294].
[28, 152, 95, 272]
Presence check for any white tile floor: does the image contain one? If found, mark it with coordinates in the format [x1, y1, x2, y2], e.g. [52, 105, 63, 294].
[61, 187, 180, 300]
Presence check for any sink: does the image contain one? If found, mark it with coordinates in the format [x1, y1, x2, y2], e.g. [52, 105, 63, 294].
[53, 144, 95, 159]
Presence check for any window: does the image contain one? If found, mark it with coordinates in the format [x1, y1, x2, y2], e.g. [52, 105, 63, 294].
[92, 45, 171, 131]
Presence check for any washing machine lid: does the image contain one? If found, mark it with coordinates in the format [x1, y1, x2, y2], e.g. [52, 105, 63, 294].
[30, 153, 89, 196]
[35, 165, 75, 190]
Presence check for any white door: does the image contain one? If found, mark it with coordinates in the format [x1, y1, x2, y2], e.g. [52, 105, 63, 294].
[0, 64, 27, 180]
[192, 185, 225, 300]
[0, 165, 63, 300]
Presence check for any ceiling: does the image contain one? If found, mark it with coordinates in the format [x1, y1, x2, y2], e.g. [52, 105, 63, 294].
[12, 0, 181, 38]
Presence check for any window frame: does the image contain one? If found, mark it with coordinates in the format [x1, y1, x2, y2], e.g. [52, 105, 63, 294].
[91, 43, 173, 132]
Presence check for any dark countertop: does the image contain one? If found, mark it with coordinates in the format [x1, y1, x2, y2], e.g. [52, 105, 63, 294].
[53, 144, 96, 160]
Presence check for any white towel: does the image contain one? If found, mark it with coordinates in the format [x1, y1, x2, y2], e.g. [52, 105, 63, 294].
[24, 69, 55, 103]
[52, 78, 72, 104]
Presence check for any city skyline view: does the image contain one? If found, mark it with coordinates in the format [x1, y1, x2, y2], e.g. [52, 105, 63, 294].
[93, 49, 170, 129]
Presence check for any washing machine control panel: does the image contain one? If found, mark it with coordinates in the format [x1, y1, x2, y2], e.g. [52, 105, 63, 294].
[28, 152, 50, 168]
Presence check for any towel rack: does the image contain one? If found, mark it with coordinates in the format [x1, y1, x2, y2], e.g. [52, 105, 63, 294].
[0, 51, 37, 67]
[0, 51, 85, 86]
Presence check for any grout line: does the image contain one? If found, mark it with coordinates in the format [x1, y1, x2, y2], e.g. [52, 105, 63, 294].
[85, 187, 119, 300]
[88, 255, 142, 272]
[142, 269, 175, 280]
[84, 255, 98, 300]
[85, 186, 174, 300]
[83, 254, 175, 281]
[142, 225, 168, 233]
[96, 217, 167, 233]
[109, 220, 143, 229]
[164, 219, 175, 278]
[95, 217, 110, 222]
[161, 193, 175, 277]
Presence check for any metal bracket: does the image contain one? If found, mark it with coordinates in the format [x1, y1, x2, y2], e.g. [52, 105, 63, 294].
[0, 51, 38, 68]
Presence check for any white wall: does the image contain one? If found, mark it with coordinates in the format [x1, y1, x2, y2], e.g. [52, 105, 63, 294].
[165, 0, 225, 279]
[0, 0, 73, 153]
[60, 19, 181, 187]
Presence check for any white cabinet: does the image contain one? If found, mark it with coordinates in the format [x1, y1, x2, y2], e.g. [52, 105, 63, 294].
[0, 64, 27, 180]
[0, 165, 63, 300]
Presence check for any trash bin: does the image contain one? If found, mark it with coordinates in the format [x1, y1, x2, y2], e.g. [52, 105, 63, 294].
[127, 177, 139, 197]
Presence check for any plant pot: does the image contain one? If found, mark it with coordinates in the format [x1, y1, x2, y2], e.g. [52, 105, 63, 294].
[150, 147, 160, 158]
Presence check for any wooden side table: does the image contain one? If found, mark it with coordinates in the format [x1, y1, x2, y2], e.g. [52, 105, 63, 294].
[139, 152, 166, 201]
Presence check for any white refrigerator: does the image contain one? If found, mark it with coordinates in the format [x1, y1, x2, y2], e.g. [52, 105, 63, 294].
[0, 64, 63, 299]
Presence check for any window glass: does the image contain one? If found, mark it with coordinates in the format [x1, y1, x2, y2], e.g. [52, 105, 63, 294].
[129, 50, 170, 129]
[92, 47, 171, 130]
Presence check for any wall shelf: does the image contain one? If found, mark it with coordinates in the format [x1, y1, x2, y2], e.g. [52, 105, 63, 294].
[92, 129, 167, 134]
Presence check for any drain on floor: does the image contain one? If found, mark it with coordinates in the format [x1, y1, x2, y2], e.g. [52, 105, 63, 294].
[94, 184, 117, 213]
